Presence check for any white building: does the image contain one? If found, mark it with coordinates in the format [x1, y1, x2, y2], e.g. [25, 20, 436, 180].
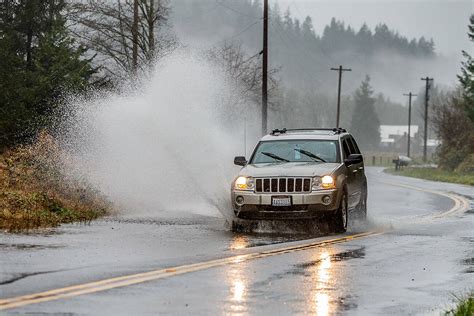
[380, 125, 419, 145]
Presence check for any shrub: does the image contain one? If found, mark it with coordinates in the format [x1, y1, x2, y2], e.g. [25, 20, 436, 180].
[0, 131, 110, 232]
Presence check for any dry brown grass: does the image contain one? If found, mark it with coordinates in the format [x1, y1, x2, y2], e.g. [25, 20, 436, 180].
[0, 131, 110, 232]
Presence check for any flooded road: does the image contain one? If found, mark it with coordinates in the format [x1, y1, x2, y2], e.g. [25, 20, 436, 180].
[0, 167, 473, 315]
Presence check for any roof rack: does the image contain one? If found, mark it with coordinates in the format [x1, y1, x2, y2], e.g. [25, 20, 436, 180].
[270, 128, 347, 136]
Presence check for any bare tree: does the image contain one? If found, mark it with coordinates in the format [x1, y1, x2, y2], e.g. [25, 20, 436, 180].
[67, 0, 177, 80]
[207, 42, 279, 107]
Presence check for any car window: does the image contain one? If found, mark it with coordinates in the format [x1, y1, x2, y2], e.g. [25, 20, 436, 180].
[251, 140, 340, 164]
[346, 137, 356, 154]
[342, 138, 351, 159]
[349, 136, 361, 154]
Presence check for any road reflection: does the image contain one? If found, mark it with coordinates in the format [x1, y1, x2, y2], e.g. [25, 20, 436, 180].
[225, 261, 249, 315]
[230, 235, 250, 250]
[223, 237, 251, 315]
[310, 251, 333, 316]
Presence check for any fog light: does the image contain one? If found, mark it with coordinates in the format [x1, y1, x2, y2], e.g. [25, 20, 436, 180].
[322, 195, 331, 205]
[235, 196, 244, 205]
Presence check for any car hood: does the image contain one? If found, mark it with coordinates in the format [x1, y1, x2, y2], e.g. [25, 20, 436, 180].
[238, 162, 341, 177]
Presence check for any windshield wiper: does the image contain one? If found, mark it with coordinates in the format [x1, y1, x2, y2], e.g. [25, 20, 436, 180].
[261, 152, 289, 162]
[294, 148, 326, 162]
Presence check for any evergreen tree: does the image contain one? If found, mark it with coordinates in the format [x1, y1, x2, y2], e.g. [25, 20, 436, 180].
[350, 76, 381, 150]
[458, 14, 474, 122]
[0, 0, 96, 148]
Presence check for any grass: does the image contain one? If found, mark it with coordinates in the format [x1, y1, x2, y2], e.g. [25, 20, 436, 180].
[385, 167, 474, 186]
[0, 132, 110, 232]
[445, 293, 473, 316]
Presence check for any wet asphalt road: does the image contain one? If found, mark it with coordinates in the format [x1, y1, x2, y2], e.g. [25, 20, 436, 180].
[0, 167, 473, 315]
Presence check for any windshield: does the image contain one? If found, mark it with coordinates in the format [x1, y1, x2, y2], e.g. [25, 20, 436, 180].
[250, 140, 340, 164]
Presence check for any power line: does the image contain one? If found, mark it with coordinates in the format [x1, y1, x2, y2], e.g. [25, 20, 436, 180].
[269, 20, 323, 86]
[214, 19, 262, 46]
[216, 1, 259, 19]
[175, 1, 223, 25]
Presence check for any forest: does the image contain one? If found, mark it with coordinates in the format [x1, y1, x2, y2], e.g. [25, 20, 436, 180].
[0, 0, 472, 167]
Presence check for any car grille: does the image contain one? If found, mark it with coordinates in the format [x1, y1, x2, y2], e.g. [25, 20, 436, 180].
[255, 177, 312, 193]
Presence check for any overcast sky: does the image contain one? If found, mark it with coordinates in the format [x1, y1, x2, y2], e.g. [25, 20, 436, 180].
[278, 0, 473, 58]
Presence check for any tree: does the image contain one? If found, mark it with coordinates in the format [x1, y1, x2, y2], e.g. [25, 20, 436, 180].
[68, 0, 177, 80]
[458, 14, 474, 122]
[206, 42, 279, 107]
[0, 0, 96, 149]
[431, 90, 474, 171]
[301, 16, 315, 41]
[350, 76, 381, 150]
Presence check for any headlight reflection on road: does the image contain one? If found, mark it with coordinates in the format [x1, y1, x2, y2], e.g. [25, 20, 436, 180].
[225, 253, 249, 315]
[232, 280, 246, 302]
[230, 235, 250, 250]
[310, 251, 333, 316]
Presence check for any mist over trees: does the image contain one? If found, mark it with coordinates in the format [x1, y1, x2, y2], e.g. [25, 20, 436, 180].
[171, 0, 436, 133]
[1, 0, 466, 163]
[350, 76, 381, 150]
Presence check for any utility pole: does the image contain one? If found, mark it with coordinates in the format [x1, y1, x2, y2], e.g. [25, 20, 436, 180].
[420, 76, 434, 162]
[330, 65, 352, 128]
[132, 0, 139, 73]
[403, 92, 417, 157]
[261, 0, 269, 135]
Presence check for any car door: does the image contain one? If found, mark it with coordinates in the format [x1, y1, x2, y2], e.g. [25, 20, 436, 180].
[348, 136, 364, 206]
[341, 137, 358, 208]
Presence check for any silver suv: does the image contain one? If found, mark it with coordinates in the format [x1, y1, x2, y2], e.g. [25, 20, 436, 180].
[232, 128, 367, 232]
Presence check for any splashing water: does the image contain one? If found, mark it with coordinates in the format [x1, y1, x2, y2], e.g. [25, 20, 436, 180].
[61, 52, 260, 221]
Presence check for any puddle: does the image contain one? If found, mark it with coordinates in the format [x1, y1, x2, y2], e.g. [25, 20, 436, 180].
[296, 247, 366, 269]
[229, 233, 317, 250]
[462, 257, 474, 273]
[104, 217, 221, 226]
[0, 243, 63, 250]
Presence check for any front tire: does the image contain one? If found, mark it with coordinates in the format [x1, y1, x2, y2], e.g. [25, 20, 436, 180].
[334, 191, 348, 233]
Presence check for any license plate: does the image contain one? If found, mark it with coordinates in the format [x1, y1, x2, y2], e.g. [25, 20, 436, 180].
[272, 196, 292, 207]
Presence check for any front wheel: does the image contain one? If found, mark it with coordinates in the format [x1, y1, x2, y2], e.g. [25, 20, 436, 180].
[334, 191, 348, 233]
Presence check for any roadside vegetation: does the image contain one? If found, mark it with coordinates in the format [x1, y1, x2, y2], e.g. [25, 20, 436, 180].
[0, 132, 110, 232]
[445, 293, 473, 316]
[385, 167, 474, 186]
[430, 16, 474, 174]
[387, 15, 474, 185]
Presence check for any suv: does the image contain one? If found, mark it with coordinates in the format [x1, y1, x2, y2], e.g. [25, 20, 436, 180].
[231, 128, 367, 232]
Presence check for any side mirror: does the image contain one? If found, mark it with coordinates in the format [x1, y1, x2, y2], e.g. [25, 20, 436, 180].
[234, 156, 247, 166]
[344, 154, 363, 166]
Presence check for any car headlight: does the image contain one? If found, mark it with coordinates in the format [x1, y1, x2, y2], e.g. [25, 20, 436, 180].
[312, 175, 335, 190]
[234, 176, 254, 190]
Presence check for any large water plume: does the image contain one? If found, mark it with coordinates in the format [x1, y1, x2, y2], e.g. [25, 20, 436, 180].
[61, 51, 260, 221]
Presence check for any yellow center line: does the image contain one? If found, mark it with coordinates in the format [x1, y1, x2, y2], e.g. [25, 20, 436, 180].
[379, 181, 471, 218]
[0, 231, 382, 310]
[1, 181, 470, 311]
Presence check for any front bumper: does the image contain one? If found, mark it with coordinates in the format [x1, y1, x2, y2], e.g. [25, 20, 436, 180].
[231, 189, 339, 220]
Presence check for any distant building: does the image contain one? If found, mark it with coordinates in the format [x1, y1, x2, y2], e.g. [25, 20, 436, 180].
[380, 125, 418, 146]
[379, 125, 439, 155]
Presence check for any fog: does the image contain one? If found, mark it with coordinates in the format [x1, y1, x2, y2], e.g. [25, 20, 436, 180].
[282, 0, 473, 56]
